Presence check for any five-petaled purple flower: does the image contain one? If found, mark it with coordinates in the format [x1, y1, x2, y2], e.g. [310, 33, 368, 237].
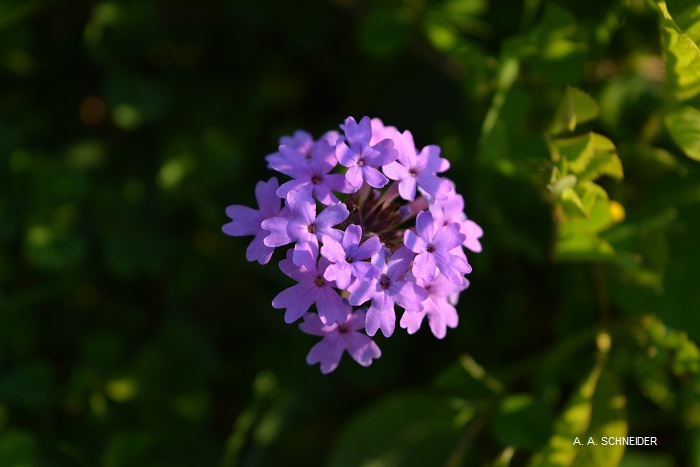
[300, 302, 381, 374]
[400, 273, 469, 339]
[382, 130, 451, 201]
[347, 247, 429, 338]
[222, 177, 285, 265]
[430, 187, 484, 253]
[404, 211, 471, 286]
[321, 224, 381, 290]
[223, 116, 483, 373]
[261, 189, 349, 267]
[336, 116, 398, 189]
[274, 140, 354, 205]
[272, 244, 346, 325]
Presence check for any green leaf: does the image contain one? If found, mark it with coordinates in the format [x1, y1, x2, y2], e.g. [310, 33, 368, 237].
[528, 362, 603, 467]
[550, 133, 594, 173]
[665, 105, 700, 160]
[575, 181, 608, 217]
[575, 370, 628, 466]
[559, 187, 587, 218]
[666, 0, 700, 43]
[555, 233, 616, 262]
[492, 447, 516, 467]
[577, 135, 623, 181]
[490, 394, 553, 449]
[555, 180, 617, 261]
[549, 86, 600, 136]
[328, 393, 463, 467]
[660, 24, 700, 101]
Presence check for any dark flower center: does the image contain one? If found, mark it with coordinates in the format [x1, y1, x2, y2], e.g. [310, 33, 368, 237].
[345, 187, 425, 250]
[315, 276, 326, 287]
[346, 256, 353, 263]
[426, 245, 434, 253]
[357, 158, 366, 167]
[379, 274, 391, 290]
[338, 323, 349, 333]
[308, 224, 316, 234]
[409, 168, 417, 177]
[311, 175, 321, 184]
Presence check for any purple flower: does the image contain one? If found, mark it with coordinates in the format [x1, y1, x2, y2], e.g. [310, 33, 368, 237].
[336, 116, 398, 189]
[369, 118, 400, 146]
[430, 189, 483, 253]
[272, 244, 346, 325]
[265, 130, 314, 173]
[382, 130, 451, 201]
[278, 129, 315, 154]
[300, 303, 381, 374]
[404, 211, 471, 285]
[222, 177, 284, 265]
[276, 140, 354, 205]
[400, 273, 469, 338]
[347, 247, 429, 337]
[224, 116, 483, 373]
[266, 130, 343, 175]
[321, 224, 381, 290]
[261, 190, 349, 266]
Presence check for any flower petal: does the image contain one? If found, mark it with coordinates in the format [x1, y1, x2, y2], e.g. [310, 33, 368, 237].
[400, 309, 427, 335]
[345, 165, 364, 188]
[366, 294, 396, 337]
[261, 216, 292, 247]
[403, 230, 426, 254]
[345, 332, 381, 366]
[245, 233, 274, 265]
[361, 166, 389, 189]
[272, 283, 315, 323]
[412, 251, 436, 282]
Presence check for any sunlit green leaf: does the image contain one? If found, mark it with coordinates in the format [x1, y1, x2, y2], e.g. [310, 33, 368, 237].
[578, 148, 623, 182]
[665, 105, 700, 160]
[528, 362, 603, 467]
[550, 133, 594, 172]
[555, 233, 616, 262]
[575, 181, 608, 217]
[666, 0, 700, 43]
[550, 86, 600, 136]
[575, 370, 628, 466]
[559, 187, 587, 218]
[660, 24, 700, 101]
[492, 447, 516, 467]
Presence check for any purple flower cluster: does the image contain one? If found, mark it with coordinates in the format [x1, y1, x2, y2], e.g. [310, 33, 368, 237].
[223, 117, 482, 374]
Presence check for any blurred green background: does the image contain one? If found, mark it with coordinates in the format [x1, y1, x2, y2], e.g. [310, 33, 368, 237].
[2, 0, 700, 465]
